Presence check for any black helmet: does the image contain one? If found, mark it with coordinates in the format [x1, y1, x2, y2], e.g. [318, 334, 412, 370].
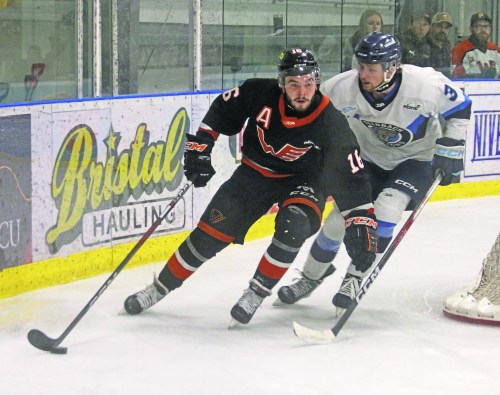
[277, 48, 320, 87]
[355, 32, 402, 71]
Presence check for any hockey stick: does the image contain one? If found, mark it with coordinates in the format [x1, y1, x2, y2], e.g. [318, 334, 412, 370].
[293, 172, 443, 344]
[139, 4, 172, 85]
[0, 82, 10, 102]
[27, 181, 192, 354]
[25, 63, 46, 101]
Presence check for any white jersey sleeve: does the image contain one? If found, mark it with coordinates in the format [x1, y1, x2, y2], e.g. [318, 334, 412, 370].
[320, 65, 472, 170]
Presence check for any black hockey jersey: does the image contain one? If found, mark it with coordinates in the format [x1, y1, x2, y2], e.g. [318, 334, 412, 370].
[198, 78, 372, 212]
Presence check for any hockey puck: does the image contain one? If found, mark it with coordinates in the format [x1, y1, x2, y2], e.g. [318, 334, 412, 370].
[50, 346, 68, 355]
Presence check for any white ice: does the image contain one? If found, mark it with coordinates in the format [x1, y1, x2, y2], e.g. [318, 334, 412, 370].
[1, 196, 500, 395]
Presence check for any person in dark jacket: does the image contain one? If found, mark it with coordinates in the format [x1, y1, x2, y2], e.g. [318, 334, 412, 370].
[398, 13, 431, 66]
[427, 12, 454, 77]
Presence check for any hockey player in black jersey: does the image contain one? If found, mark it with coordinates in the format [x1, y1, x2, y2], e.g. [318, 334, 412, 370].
[124, 48, 377, 326]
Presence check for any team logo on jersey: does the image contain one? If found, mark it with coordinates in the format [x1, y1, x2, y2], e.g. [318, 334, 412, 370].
[209, 208, 225, 224]
[257, 126, 311, 161]
[361, 120, 413, 147]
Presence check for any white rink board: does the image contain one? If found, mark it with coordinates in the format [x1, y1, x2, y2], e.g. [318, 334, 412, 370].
[0, 82, 499, 269]
[1, 93, 241, 264]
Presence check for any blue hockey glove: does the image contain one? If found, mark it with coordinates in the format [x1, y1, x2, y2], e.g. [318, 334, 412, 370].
[433, 137, 465, 186]
[184, 133, 215, 188]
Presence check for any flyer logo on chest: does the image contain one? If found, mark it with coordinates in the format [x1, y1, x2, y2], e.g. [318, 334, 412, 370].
[255, 106, 311, 161]
[256, 126, 311, 161]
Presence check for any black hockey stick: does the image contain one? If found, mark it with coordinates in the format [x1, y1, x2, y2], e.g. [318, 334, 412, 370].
[27, 181, 193, 354]
[25, 63, 45, 101]
[293, 172, 443, 344]
[0, 82, 10, 102]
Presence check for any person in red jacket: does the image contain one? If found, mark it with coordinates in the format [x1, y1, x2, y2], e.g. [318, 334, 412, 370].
[452, 12, 500, 78]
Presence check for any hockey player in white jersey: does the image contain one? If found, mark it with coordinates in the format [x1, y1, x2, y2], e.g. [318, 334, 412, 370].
[276, 32, 472, 312]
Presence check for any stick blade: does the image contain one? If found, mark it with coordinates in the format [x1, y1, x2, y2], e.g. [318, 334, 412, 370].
[27, 329, 67, 354]
[293, 321, 335, 345]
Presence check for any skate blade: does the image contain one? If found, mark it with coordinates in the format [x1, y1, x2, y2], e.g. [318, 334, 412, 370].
[228, 318, 241, 329]
[272, 298, 285, 306]
[117, 307, 128, 315]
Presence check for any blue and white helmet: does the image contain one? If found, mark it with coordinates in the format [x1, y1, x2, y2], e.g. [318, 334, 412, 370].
[355, 32, 402, 71]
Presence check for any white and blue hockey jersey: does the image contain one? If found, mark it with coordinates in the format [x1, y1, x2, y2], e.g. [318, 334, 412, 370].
[321, 64, 472, 170]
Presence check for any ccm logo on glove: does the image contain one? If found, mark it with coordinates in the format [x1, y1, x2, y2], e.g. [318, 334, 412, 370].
[184, 133, 216, 188]
[185, 141, 210, 152]
[345, 216, 377, 229]
[343, 209, 378, 272]
[434, 146, 465, 158]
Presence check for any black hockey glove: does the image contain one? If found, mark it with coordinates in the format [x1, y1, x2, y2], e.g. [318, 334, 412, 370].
[344, 209, 378, 273]
[184, 133, 215, 188]
[433, 137, 465, 186]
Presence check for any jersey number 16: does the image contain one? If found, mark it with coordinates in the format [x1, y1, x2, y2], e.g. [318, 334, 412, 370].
[347, 149, 364, 174]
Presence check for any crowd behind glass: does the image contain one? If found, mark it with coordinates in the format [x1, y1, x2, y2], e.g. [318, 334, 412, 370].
[0, 1, 498, 105]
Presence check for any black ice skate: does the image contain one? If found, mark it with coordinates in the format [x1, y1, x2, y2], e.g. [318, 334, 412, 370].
[332, 273, 362, 315]
[229, 279, 271, 327]
[124, 275, 169, 315]
[275, 264, 336, 305]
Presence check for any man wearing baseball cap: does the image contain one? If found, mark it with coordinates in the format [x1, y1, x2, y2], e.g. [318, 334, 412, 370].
[428, 12, 454, 76]
[452, 12, 500, 78]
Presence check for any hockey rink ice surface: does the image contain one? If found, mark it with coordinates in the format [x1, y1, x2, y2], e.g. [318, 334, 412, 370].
[1, 195, 500, 395]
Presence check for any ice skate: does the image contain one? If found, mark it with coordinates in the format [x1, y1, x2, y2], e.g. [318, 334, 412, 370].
[229, 279, 271, 327]
[332, 273, 361, 316]
[274, 264, 336, 305]
[124, 275, 169, 315]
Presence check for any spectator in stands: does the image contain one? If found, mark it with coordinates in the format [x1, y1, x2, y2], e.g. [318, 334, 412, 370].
[398, 13, 431, 67]
[427, 12, 454, 77]
[317, 34, 341, 68]
[343, 9, 383, 71]
[452, 12, 500, 79]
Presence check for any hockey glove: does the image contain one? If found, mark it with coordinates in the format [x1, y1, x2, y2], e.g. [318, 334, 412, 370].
[344, 209, 378, 273]
[480, 67, 497, 79]
[184, 133, 215, 188]
[433, 137, 465, 186]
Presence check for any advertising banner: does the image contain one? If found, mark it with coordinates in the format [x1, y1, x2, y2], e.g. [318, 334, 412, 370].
[30, 95, 217, 261]
[1, 84, 498, 273]
[463, 81, 500, 181]
[0, 114, 32, 270]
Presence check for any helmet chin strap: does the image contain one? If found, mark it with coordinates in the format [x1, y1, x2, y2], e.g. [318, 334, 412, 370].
[374, 68, 398, 92]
